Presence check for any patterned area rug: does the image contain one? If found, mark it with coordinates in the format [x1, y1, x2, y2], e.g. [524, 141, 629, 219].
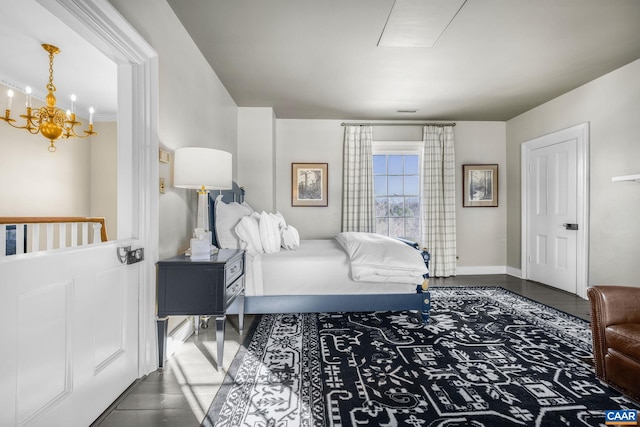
[202, 287, 638, 427]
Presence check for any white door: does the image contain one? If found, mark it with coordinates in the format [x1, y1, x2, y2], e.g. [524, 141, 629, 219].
[522, 123, 589, 297]
[0, 244, 141, 427]
[528, 139, 578, 292]
[0, 1, 158, 426]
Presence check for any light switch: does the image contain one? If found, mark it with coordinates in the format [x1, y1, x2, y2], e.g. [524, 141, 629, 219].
[159, 149, 170, 163]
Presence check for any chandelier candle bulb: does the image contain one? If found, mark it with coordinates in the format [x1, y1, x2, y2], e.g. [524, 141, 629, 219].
[70, 94, 76, 114]
[89, 107, 94, 125]
[25, 86, 32, 108]
[6, 89, 13, 111]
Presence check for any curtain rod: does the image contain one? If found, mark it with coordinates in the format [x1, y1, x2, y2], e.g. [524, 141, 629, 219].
[341, 122, 456, 127]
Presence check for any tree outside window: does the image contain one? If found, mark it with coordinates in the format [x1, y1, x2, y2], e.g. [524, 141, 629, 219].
[373, 154, 420, 241]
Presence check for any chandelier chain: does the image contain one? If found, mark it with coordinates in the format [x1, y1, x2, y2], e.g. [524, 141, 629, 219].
[47, 49, 56, 92]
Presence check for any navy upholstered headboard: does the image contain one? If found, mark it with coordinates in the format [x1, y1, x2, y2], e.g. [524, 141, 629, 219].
[208, 182, 245, 246]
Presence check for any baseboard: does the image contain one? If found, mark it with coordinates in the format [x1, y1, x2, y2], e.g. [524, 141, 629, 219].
[506, 266, 522, 278]
[453, 265, 524, 277]
[166, 317, 194, 358]
[456, 266, 507, 275]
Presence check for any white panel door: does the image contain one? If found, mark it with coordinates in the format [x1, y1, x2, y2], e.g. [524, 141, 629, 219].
[527, 137, 578, 293]
[0, 244, 140, 427]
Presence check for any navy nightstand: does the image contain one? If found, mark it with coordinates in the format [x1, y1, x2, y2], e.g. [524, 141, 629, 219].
[156, 249, 245, 370]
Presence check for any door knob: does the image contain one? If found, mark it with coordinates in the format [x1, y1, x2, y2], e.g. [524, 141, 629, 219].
[563, 223, 578, 230]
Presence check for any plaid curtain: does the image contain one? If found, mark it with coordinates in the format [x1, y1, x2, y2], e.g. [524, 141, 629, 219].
[421, 125, 457, 277]
[342, 125, 374, 232]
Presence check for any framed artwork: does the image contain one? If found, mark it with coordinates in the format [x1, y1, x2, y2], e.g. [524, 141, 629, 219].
[292, 163, 328, 207]
[462, 164, 498, 207]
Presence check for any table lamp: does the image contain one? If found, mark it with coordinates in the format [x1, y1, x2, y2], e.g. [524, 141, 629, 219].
[174, 147, 232, 258]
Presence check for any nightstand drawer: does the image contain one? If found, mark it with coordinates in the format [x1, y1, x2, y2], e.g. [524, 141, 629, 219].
[226, 278, 243, 302]
[225, 257, 243, 286]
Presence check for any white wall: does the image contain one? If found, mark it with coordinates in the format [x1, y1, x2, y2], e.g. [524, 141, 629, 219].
[0, 84, 91, 217]
[274, 120, 344, 238]
[238, 107, 276, 212]
[108, 0, 239, 259]
[0, 110, 117, 239]
[267, 119, 507, 269]
[0, 89, 118, 241]
[506, 58, 640, 286]
[108, 0, 240, 335]
[90, 122, 118, 239]
[0, 87, 118, 241]
[455, 122, 506, 271]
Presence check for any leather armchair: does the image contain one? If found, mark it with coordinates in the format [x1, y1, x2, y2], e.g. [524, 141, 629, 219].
[588, 285, 640, 402]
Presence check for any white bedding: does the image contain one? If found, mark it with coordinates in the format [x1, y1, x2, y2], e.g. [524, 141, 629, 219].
[335, 232, 428, 282]
[245, 239, 419, 296]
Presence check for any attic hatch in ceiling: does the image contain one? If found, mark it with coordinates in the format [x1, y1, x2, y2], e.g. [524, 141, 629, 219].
[378, 0, 467, 48]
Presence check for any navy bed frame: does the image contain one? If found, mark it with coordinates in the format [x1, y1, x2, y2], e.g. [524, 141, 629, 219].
[209, 183, 431, 322]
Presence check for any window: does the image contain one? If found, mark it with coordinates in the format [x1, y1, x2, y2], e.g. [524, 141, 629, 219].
[373, 150, 421, 241]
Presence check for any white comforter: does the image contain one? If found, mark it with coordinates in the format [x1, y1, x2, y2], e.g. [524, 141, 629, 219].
[335, 232, 428, 283]
[244, 236, 427, 297]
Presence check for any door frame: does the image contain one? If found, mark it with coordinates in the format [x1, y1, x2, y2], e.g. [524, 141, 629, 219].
[521, 123, 590, 299]
[39, 0, 160, 375]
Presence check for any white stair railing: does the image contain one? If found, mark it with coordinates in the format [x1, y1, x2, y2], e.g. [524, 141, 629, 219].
[0, 217, 108, 257]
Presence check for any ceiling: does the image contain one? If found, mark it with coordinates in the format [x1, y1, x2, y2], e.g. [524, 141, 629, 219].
[3, 1, 639, 123]
[0, 0, 117, 119]
[167, 0, 640, 121]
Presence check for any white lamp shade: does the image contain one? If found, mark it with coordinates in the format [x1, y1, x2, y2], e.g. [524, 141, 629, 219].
[174, 147, 232, 190]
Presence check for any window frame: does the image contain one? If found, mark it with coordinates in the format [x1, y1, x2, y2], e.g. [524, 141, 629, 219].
[372, 141, 423, 241]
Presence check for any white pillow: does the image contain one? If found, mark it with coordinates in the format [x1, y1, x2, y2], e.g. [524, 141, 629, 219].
[281, 225, 300, 250]
[235, 215, 263, 255]
[214, 195, 252, 249]
[272, 211, 287, 229]
[259, 211, 281, 254]
[241, 201, 255, 214]
[335, 232, 428, 283]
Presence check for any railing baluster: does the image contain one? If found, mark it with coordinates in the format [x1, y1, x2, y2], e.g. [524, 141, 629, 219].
[71, 223, 78, 247]
[32, 224, 40, 252]
[46, 224, 54, 251]
[92, 223, 102, 244]
[82, 223, 89, 245]
[1, 225, 6, 257]
[24, 224, 33, 254]
[59, 223, 67, 248]
[16, 224, 25, 255]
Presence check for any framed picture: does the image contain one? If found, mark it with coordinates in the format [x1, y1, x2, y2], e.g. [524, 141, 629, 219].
[462, 164, 498, 207]
[292, 163, 328, 207]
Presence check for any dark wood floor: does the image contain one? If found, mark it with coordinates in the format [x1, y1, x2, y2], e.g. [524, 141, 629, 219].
[91, 275, 592, 427]
[429, 274, 592, 321]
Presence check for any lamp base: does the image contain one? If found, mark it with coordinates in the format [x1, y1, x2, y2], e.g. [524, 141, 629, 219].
[196, 190, 210, 231]
[183, 188, 218, 260]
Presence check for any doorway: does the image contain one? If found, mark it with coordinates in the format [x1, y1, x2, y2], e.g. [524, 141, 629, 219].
[0, 1, 159, 426]
[521, 123, 589, 298]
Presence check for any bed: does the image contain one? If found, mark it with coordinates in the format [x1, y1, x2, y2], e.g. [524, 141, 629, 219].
[208, 183, 431, 322]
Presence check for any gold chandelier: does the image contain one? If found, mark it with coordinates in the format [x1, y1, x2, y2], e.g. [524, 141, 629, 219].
[1, 43, 97, 152]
